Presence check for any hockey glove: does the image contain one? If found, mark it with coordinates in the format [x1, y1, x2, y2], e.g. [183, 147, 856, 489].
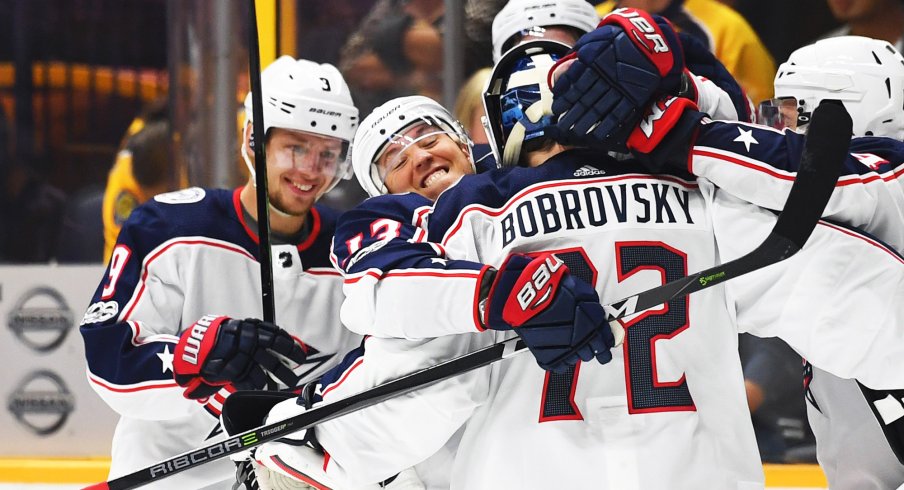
[480, 253, 617, 372]
[549, 8, 685, 151]
[626, 96, 706, 172]
[173, 315, 308, 399]
[222, 390, 424, 490]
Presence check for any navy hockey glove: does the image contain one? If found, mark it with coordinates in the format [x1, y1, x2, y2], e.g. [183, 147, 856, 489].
[173, 315, 308, 399]
[549, 8, 685, 151]
[480, 253, 616, 372]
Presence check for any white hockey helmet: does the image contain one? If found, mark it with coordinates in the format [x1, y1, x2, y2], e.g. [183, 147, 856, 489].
[763, 36, 904, 139]
[492, 0, 600, 62]
[242, 55, 359, 195]
[351, 95, 474, 197]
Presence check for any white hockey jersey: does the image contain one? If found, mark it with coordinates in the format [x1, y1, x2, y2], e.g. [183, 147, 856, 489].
[686, 120, 904, 489]
[316, 142, 904, 489]
[79, 187, 361, 489]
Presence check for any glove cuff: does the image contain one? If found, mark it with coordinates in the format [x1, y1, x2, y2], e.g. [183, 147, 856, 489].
[174, 315, 230, 378]
[627, 96, 700, 155]
[475, 266, 498, 331]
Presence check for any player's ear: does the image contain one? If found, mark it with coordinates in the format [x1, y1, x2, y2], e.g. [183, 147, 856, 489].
[457, 140, 471, 158]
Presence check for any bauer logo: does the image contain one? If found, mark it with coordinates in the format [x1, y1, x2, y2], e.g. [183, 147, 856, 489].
[8, 286, 74, 353]
[7, 370, 75, 436]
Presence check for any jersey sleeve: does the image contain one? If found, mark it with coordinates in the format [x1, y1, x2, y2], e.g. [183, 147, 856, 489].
[311, 333, 492, 485]
[80, 201, 202, 420]
[330, 194, 489, 339]
[708, 189, 904, 390]
[690, 121, 904, 250]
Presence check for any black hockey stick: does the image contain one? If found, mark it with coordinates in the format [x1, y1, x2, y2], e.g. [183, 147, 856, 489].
[84, 101, 851, 490]
[248, 0, 277, 323]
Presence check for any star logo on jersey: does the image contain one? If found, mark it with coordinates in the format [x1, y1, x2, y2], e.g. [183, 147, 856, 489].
[733, 127, 758, 152]
[157, 345, 175, 374]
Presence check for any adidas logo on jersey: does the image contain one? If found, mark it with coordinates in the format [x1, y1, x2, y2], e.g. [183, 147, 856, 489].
[573, 165, 605, 177]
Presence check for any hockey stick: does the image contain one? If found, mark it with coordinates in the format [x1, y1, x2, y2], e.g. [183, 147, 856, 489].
[84, 101, 851, 490]
[248, 0, 277, 323]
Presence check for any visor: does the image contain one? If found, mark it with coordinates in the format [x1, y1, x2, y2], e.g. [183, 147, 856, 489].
[269, 137, 352, 182]
[757, 97, 810, 131]
[373, 121, 468, 184]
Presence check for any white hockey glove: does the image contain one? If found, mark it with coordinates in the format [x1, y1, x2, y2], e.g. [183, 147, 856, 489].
[255, 397, 425, 490]
[221, 389, 425, 490]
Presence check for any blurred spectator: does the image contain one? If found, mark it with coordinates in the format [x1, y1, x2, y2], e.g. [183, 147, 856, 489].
[296, 0, 378, 65]
[740, 334, 816, 463]
[102, 99, 175, 262]
[821, 0, 904, 51]
[596, 0, 777, 104]
[729, 1, 840, 68]
[0, 101, 66, 263]
[454, 67, 493, 165]
[0, 167, 66, 263]
[454, 67, 491, 145]
[0, 164, 66, 264]
[339, 0, 506, 115]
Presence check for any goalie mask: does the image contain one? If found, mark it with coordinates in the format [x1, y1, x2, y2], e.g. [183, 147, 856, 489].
[491, 0, 599, 63]
[483, 39, 571, 168]
[351, 95, 474, 197]
[760, 36, 904, 139]
[242, 56, 359, 197]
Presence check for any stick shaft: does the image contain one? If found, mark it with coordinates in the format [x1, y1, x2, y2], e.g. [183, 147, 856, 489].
[248, 0, 276, 323]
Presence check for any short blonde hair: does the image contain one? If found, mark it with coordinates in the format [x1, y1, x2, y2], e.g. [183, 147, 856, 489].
[454, 67, 493, 136]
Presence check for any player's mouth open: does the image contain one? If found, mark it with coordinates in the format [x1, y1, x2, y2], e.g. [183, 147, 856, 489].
[289, 179, 315, 193]
[422, 168, 449, 188]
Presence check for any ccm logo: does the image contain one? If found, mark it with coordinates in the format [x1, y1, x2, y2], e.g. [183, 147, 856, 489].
[611, 8, 670, 54]
[516, 255, 565, 311]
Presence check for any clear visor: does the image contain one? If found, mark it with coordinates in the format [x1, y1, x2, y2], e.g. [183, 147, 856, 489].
[269, 137, 352, 181]
[757, 97, 810, 132]
[374, 121, 466, 183]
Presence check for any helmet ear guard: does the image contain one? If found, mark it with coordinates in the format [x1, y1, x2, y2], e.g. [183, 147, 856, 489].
[483, 39, 571, 168]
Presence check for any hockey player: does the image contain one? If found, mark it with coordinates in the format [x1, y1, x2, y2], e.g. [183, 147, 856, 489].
[491, 0, 600, 62]
[79, 56, 363, 489]
[233, 34, 904, 489]
[733, 36, 904, 489]
[550, 13, 904, 487]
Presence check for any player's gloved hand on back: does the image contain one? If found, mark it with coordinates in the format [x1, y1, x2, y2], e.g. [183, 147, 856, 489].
[549, 7, 686, 151]
[173, 315, 308, 399]
[479, 253, 621, 373]
[626, 95, 706, 172]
